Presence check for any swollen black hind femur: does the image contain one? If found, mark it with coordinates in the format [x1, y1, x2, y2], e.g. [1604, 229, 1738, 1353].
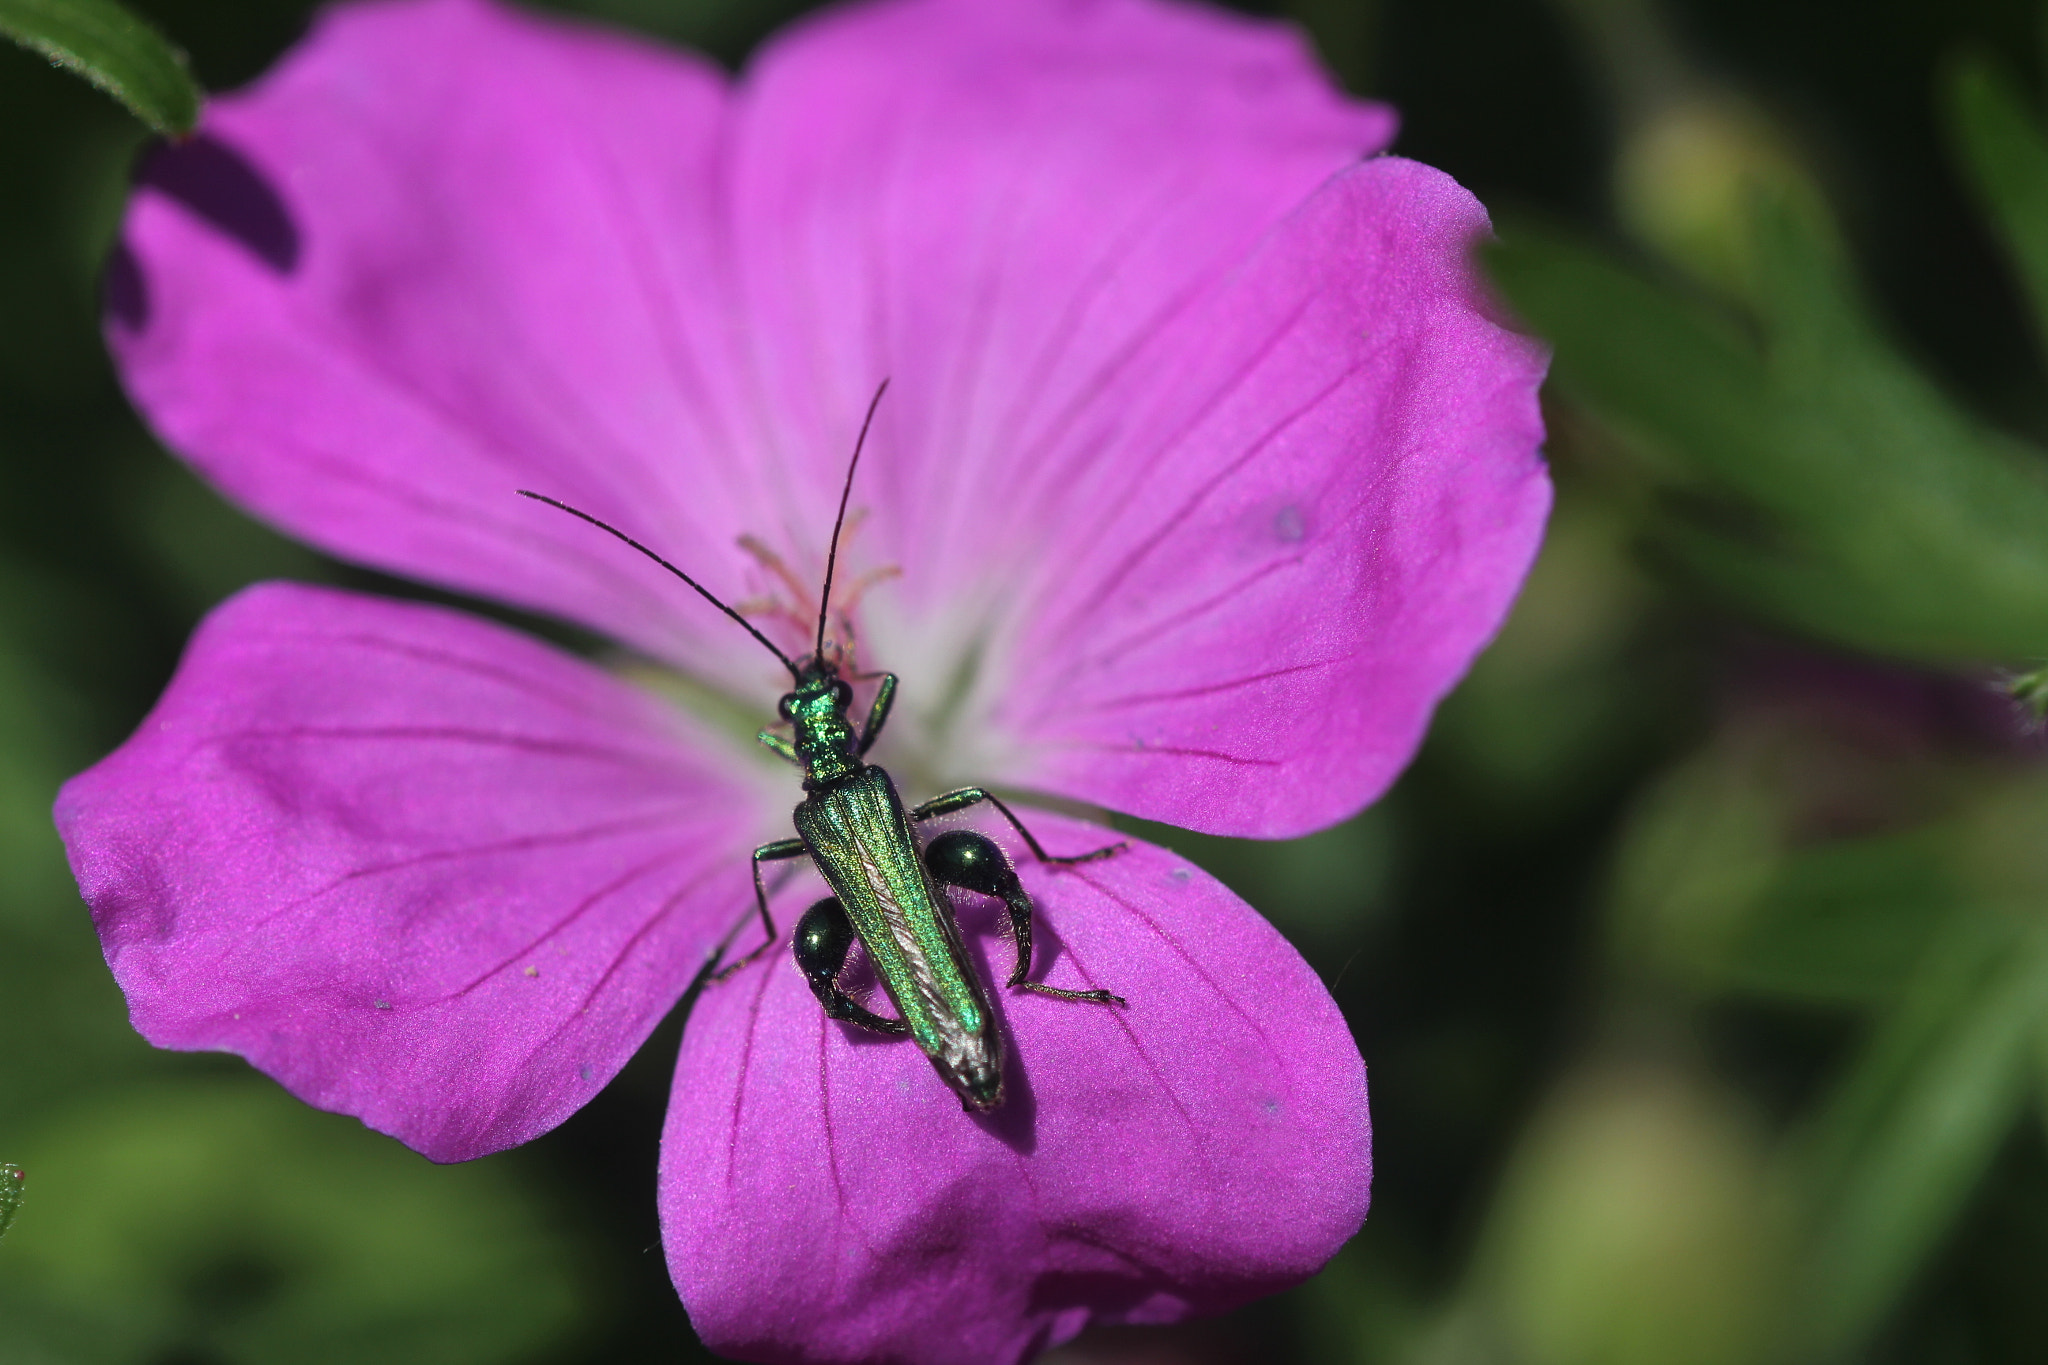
[923, 829, 1018, 898]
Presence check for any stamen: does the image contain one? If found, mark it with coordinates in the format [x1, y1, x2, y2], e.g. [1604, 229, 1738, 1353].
[734, 517, 901, 671]
[737, 534, 817, 609]
[837, 564, 904, 613]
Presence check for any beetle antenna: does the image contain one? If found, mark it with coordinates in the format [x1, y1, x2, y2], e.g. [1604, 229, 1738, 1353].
[516, 490, 801, 681]
[815, 379, 890, 665]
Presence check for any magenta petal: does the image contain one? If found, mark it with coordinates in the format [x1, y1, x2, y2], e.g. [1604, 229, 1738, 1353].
[992, 158, 1552, 837]
[660, 814, 1369, 1365]
[723, 0, 1540, 834]
[55, 584, 774, 1161]
[109, 0, 1395, 680]
[108, 0, 754, 665]
[725, 0, 1394, 507]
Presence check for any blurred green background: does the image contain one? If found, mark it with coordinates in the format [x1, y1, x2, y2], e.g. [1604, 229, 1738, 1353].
[9, 0, 2048, 1360]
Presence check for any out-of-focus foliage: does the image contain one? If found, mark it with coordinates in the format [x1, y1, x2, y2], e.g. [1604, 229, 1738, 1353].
[1947, 51, 2048, 360]
[3, 1084, 588, 1365]
[13, 0, 2048, 1362]
[0, 0, 198, 133]
[1490, 203, 2048, 665]
[1608, 723, 2048, 1360]
[1428, 1067, 1787, 1365]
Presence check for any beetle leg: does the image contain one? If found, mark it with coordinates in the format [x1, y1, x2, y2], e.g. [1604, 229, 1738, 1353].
[910, 787, 1124, 865]
[793, 896, 909, 1035]
[712, 838, 808, 980]
[856, 672, 898, 756]
[756, 728, 800, 764]
[923, 829, 1124, 1008]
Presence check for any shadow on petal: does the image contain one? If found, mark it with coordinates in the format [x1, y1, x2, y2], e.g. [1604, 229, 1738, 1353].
[104, 240, 149, 331]
[975, 989, 1040, 1158]
[138, 133, 301, 274]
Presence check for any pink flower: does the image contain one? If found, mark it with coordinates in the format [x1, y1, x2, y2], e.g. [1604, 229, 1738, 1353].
[56, 0, 1548, 1360]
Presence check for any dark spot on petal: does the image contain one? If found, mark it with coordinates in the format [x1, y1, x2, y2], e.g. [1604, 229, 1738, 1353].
[104, 241, 148, 330]
[138, 133, 301, 274]
[1273, 504, 1307, 543]
[373, 999, 391, 1010]
[1028, 1251, 1184, 1319]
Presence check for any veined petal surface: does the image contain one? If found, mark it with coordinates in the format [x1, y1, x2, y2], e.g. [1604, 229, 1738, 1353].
[717, 0, 1534, 839]
[982, 160, 1552, 836]
[660, 815, 1370, 1365]
[105, 0, 1416, 714]
[108, 0, 750, 668]
[721, 0, 1395, 543]
[56, 584, 777, 1161]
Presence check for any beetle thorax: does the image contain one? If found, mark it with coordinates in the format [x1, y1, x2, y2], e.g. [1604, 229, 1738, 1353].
[781, 670, 861, 787]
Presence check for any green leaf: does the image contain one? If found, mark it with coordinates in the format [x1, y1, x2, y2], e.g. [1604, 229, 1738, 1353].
[1605, 722, 1957, 1005]
[1489, 213, 2048, 664]
[1722, 833, 1955, 1006]
[1789, 911, 2048, 1359]
[1485, 228, 1777, 495]
[1944, 55, 2048, 354]
[0, 1163, 22, 1239]
[0, 0, 200, 135]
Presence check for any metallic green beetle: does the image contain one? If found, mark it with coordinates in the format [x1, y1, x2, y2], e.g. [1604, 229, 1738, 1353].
[521, 385, 1122, 1113]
